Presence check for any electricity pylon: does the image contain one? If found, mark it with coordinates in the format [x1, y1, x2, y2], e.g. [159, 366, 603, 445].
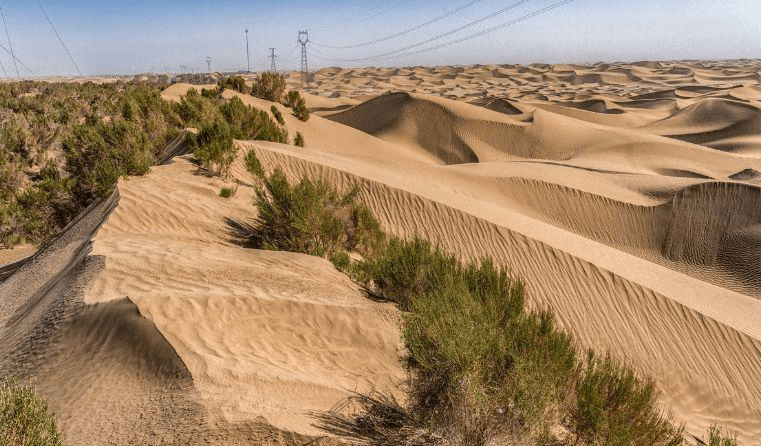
[298, 30, 309, 89]
[269, 48, 277, 72]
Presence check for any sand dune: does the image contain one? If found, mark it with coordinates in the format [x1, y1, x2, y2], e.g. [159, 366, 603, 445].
[2, 60, 761, 444]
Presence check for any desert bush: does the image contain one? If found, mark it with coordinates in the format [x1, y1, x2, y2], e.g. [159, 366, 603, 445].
[251, 72, 286, 102]
[244, 149, 265, 180]
[698, 425, 738, 446]
[0, 377, 63, 446]
[63, 119, 155, 202]
[292, 98, 310, 121]
[247, 168, 381, 259]
[188, 118, 236, 176]
[218, 75, 249, 94]
[174, 88, 222, 127]
[329, 250, 351, 272]
[293, 131, 305, 147]
[219, 96, 288, 143]
[571, 350, 683, 446]
[219, 187, 234, 198]
[201, 88, 218, 100]
[283, 90, 302, 108]
[270, 105, 285, 125]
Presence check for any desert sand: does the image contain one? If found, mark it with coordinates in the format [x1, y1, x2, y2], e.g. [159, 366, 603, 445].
[2, 60, 761, 444]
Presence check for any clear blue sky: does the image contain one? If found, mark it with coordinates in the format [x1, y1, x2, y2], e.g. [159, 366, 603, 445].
[1, 0, 759, 76]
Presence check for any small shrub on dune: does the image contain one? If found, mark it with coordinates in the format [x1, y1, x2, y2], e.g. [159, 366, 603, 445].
[270, 105, 285, 125]
[201, 88, 218, 100]
[283, 90, 302, 108]
[251, 72, 286, 102]
[248, 168, 382, 259]
[293, 131, 305, 147]
[284, 90, 310, 122]
[217, 75, 249, 94]
[698, 425, 738, 446]
[0, 377, 63, 446]
[219, 187, 234, 198]
[244, 149, 265, 180]
[219, 96, 288, 144]
[571, 350, 684, 446]
[292, 99, 310, 122]
[188, 118, 236, 176]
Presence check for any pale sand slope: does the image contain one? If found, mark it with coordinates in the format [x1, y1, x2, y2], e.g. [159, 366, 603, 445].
[82, 157, 405, 438]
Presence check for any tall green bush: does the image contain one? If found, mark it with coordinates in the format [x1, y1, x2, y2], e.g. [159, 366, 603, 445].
[251, 72, 286, 102]
[188, 119, 236, 176]
[247, 168, 383, 260]
[572, 351, 684, 446]
[218, 75, 249, 94]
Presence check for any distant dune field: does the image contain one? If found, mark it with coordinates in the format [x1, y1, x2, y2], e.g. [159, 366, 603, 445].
[1, 60, 760, 444]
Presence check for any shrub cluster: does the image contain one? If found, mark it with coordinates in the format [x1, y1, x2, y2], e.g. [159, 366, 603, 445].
[0, 80, 292, 248]
[251, 72, 286, 102]
[0, 377, 63, 446]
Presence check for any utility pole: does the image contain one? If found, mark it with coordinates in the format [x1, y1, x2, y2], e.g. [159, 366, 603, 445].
[245, 29, 250, 72]
[269, 48, 277, 73]
[297, 30, 309, 89]
[206, 56, 211, 73]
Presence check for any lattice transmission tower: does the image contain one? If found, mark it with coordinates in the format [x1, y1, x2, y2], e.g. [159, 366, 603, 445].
[269, 48, 277, 72]
[297, 30, 309, 89]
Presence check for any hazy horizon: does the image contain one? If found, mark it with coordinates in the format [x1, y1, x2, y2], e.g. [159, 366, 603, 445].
[2, 0, 759, 77]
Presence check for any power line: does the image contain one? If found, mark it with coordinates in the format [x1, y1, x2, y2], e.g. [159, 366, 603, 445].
[0, 41, 35, 76]
[310, 0, 395, 31]
[38, 2, 81, 76]
[0, 6, 18, 78]
[312, 0, 533, 62]
[383, 0, 576, 60]
[311, 0, 575, 63]
[312, 0, 484, 50]
[320, 0, 413, 33]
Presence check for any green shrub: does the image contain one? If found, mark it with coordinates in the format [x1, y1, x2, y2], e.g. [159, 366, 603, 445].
[0, 377, 63, 446]
[283, 90, 303, 108]
[174, 88, 221, 127]
[329, 250, 351, 271]
[244, 149, 265, 179]
[292, 98, 310, 122]
[699, 425, 738, 446]
[248, 168, 380, 259]
[293, 131, 305, 147]
[251, 72, 286, 102]
[218, 75, 249, 94]
[219, 96, 288, 143]
[571, 350, 683, 446]
[201, 88, 218, 100]
[270, 105, 285, 125]
[219, 187, 234, 198]
[188, 119, 236, 176]
[63, 119, 155, 202]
